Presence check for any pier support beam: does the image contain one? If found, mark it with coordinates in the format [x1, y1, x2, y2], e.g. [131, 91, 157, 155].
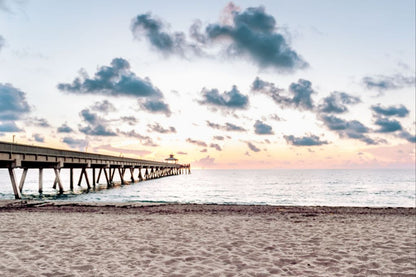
[118, 167, 125, 185]
[138, 167, 143, 181]
[104, 168, 110, 187]
[78, 168, 91, 189]
[19, 168, 28, 193]
[70, 168, 74, 191]
[38, 168, 43, 194]
[92, 168, 96, 188]
[129, 168, 135, 182]
[53, 168, 64, 194]
[8, 168, 21, 199]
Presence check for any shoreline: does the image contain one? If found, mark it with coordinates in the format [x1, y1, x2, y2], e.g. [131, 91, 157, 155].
[0, 199, 414, 215]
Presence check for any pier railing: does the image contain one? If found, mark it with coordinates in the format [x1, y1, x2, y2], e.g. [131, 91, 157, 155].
[0, 141, 191, 199]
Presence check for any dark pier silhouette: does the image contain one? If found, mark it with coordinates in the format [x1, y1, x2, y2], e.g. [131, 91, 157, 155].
[0, 141, 190, 199]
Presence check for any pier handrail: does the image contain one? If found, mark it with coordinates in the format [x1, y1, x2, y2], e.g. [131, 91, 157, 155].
[0, 141, 179, 168]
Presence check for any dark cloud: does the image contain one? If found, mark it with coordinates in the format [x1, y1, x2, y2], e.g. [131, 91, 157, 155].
[0, 83, 31, 120]
[120, 116, 138, 126]
[131, 13, 202, 57]
[0, 121, 22, 132]
[318, 92, 360, 114]
[200, 149, 207, 153]
[58, 58, 163, 99]
[251, 77, 315, 111]
[199, 85, 249, 110]
[147, 122, 176, 134]
[62, 137, 88, 150]
[28, 117, 50, 128]
[371, 104, 409, 118]
[139, 99, 171, 117]
[201, 5, 307, 71]
[254, 120, 273, 135]
[91, 100, 116, 114]
[213, 136, 225, 141]
[177, 151, 187, 155]
[186, 138, 207, 147]
[362, 74, 415, 91]
[206, 121, 246, 132]
[118, 129, 158, 147]
[374, 117, 402, 133]
[209, 143, 222, 151]
[284, 135, 328, 146]
[320, 114, 377, 145]
[57, 123, 73, 133]
[33, 134, 45, 143]
[399, 131, 416, 143]
[288, 79, 315, 110]
[247, 142, 260, 152]
[79, 109, 116, 136]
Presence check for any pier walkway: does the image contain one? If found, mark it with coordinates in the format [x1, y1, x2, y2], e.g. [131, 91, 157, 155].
[0, 141, 190, 199]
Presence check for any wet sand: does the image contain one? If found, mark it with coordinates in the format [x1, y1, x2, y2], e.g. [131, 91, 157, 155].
[0, 201, 415, 276]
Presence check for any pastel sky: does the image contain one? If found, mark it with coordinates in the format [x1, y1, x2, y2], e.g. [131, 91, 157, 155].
[0, 0, 415, 169]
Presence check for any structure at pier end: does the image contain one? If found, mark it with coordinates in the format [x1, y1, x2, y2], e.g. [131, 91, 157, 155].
[0, 141, 191, 199]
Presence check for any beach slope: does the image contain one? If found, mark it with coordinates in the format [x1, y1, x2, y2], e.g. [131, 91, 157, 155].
[0, 201, 415, 276]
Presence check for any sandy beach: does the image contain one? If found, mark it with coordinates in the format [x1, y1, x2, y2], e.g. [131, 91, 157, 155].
[0, 201, 414, 276]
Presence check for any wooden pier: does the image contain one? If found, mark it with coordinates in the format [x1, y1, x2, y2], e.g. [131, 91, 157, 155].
[0, 141, 191, 199]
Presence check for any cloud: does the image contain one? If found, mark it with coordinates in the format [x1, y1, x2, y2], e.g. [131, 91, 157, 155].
[213, 136, 225, 140]
[177, 151, 187, 155]
[57, 123, 73, 133]
[284, 135, 328, 146]
[251, 77, 315, 111]
[62, 137, 88, 150]
[209, 143, 222, 151]
[91, 100, 116, 114]
[318, 92, 360, 114]
[0, 83, 31, 120]
[58, 58, 163, 99]
[371, 104, 409, 118]
[147, 122, 176, 134]
[0, 121, 22, 132]
[0, 35, 4, 52]
[206, 121, 246, 132]
[362, 74, 415, 91]
[27, 117, 50, 128]
[79, 109, 117, 136]
[287, 79, 315, 110]
[320, 114, 377, 145]
[201, 5, 307, 71]
[374, 117, 402, 133]
[247, 142, 260, 152]
[120, 116, 138, 126]
[399, 131, 416, 143]
[193, 155, 216, 168]
[131, 13, 202, 57]
[139, 99, 171, 117]
[186, 138, 208, 147]
[118, 129, 158, 147]
[199, 85, 249, 110]
[254, 120, 273, 135]
[33, 133, 45, 143]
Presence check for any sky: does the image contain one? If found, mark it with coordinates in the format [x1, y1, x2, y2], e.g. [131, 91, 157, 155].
[0, 0, 415, 169]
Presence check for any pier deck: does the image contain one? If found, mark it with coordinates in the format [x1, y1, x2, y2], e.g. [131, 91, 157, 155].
[0, 141, 190, 199]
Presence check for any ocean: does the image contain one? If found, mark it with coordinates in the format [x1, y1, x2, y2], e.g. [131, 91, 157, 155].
[0, 169, 414, 207]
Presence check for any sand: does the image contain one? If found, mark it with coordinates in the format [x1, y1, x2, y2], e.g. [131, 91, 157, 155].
[0, 201, 415, 276]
